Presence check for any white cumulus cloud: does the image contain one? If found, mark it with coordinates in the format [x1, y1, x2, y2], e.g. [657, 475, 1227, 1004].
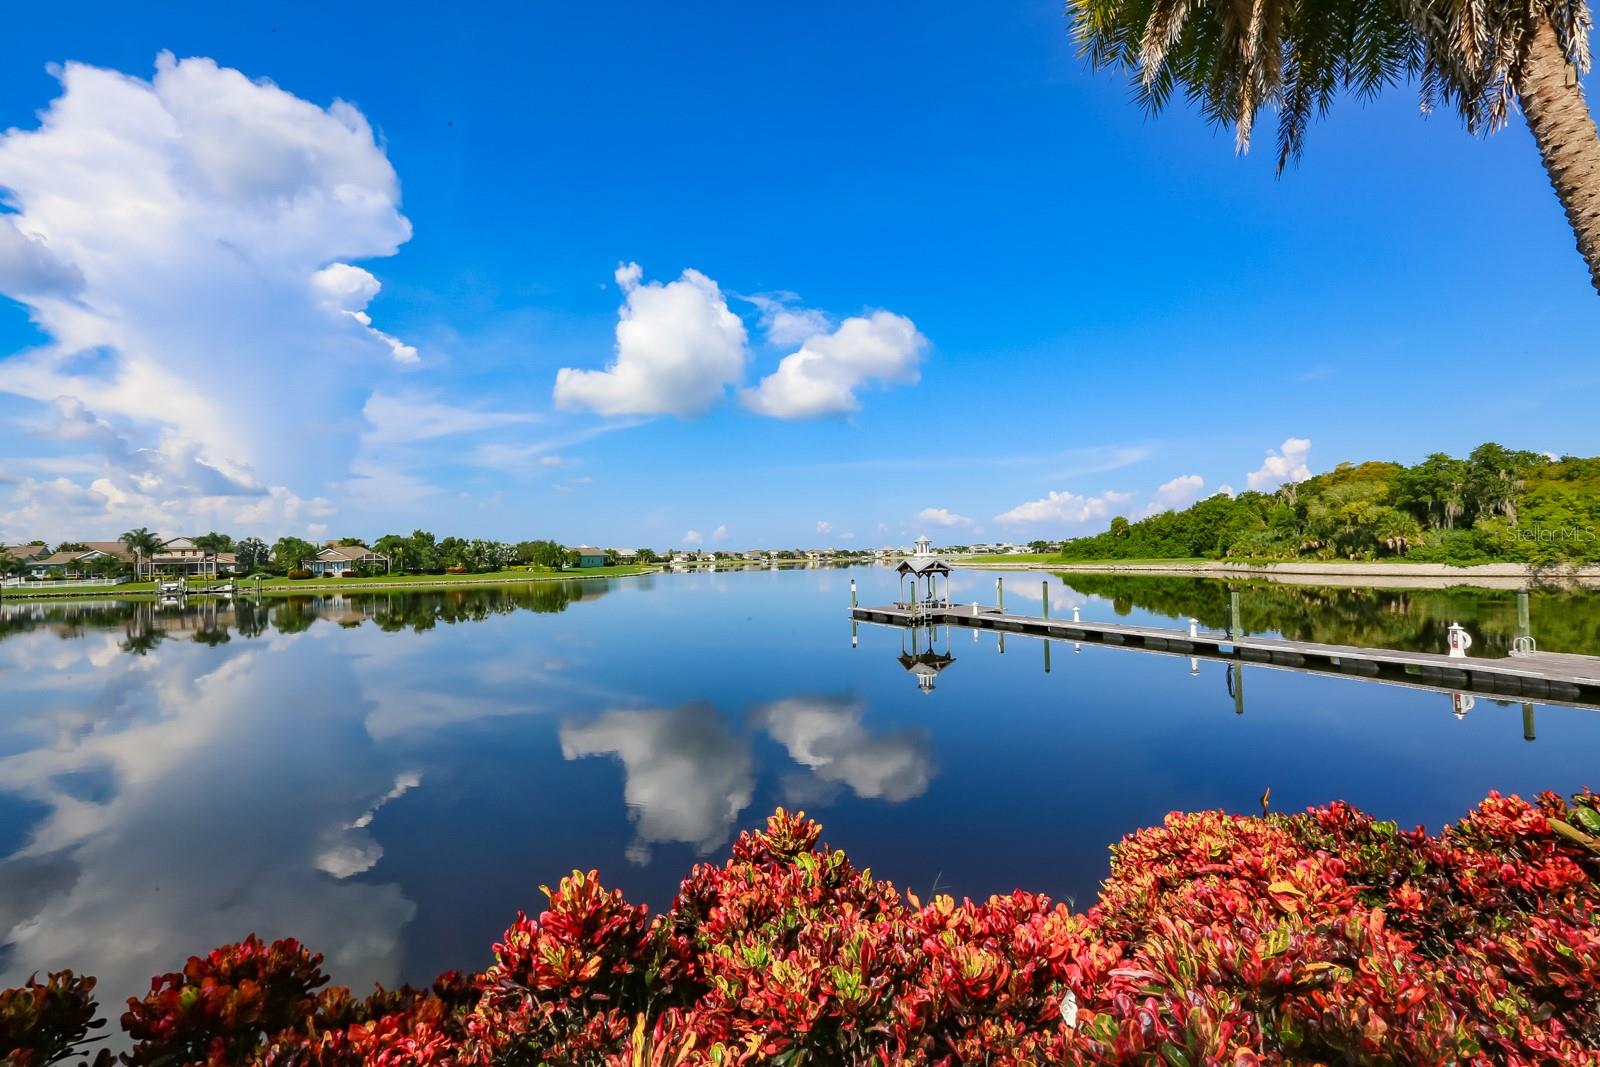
[744, 293, 832, 347]
[0, 53, 414, 538]
[683, 529, 703, 544]
[815, 520, 832, 535]
[711, 524, 728, 542]
[917, 506, 972, 528]
[742, 310, 927, 419]
[1246, 438, 1314, 493]
[553, 263, 747, 418]
[994, 489, 1134, 527]
[1143, 474, 1205, 516]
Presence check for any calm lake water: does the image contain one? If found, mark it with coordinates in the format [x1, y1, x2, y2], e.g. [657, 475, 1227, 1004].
[2, 566, 1598, 1009]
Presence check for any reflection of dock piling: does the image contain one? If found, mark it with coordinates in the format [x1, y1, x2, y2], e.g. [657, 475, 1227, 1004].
[851, 600, 1600, 713]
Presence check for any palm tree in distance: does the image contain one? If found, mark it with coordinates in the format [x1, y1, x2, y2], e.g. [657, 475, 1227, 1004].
[119, 527, 162, 582]
[1068, 0, 1600, 292]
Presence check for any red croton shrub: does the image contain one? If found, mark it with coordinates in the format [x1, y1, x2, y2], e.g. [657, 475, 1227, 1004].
[4, 790, 1598, 1066]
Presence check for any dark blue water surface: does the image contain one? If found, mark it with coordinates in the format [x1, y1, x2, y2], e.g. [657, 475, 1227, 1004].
[1, 566, 1596, 1006]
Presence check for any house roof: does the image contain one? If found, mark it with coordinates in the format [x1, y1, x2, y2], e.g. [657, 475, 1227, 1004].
[572, 545, 604, 553]
[315, 544, 386, 562]
[79, 541, 136, 561]
[3, 544, 49, 560]
[898, 651, 955, 676]
[896, 557, 950, 576]
[31, 548, 120, 567]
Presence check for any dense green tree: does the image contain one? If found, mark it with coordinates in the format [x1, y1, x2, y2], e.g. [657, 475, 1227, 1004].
[1464, 443, 1543, 524]
[234, 537, 269, 574]
[1068, 0, 1600, 292]
[1058, 444, 1600, 566]
[405, 530, 440, 573]
[194, 532, 234, 552]
[373, 534, 411, 573]
[270, 536, 317, 574]
[515, 539, 569, 569]
[1393, 453, 1469, 530]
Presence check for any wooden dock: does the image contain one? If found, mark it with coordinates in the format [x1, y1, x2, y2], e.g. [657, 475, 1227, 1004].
[850, 601, 1600, 711]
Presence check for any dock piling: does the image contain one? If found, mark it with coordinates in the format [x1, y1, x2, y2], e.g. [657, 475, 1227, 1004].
[996, 577, 1004, 613]
[1230, 590, 1242, 639]
[1042, 582, 1049, 619]
[1523, 701, 1537, 742]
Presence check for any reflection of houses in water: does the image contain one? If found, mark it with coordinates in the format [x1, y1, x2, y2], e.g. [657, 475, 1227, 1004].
[897, 625, 956, 693]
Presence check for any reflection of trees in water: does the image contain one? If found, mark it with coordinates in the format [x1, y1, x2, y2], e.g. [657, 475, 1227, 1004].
[0, 601, 142, 643]
[1, 581, 613, 653]
[1054, 574, 1600, 656]
[365, 582, 598, 632]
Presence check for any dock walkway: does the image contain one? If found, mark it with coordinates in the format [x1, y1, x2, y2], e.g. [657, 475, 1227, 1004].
[850, 602, 1600, 708]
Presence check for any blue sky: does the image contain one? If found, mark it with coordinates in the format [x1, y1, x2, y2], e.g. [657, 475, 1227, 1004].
[0, 2, 1595, 548]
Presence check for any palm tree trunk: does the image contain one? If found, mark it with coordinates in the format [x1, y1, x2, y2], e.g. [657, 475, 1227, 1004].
[1518, 16, 1600, 294]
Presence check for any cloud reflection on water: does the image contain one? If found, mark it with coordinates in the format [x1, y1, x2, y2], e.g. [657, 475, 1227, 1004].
[754, 695, 933, 803]
[0, 616, 418, 1007]
[560, 705, 755, 864]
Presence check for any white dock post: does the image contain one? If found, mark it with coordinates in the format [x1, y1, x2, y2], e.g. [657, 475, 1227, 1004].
[1072, 605, 1081, 623]
[1188, 617, 1198, 638]
[996, 577, 1004, 612]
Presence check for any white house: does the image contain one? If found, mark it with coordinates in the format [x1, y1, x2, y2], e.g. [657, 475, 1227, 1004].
[303, 544, 390, 577]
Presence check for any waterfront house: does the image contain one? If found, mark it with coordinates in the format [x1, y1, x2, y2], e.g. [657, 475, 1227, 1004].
[612, 548, 638, 562]
[303, 544, 390, 577]
[27, 541, 134, 579]
[741, 550, 765, 561]
[3, 544, 49, 564]
[572, 545, 607, 568]
[147, 536, 237, 579]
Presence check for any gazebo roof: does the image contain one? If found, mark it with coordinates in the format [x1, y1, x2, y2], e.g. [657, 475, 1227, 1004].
[898, 650, 955, 676]
[895, 557, 950, 576]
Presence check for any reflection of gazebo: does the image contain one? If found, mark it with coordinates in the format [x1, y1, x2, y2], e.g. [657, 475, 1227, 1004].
[898, 624, 956, 693]
[894, 536, 951, 620]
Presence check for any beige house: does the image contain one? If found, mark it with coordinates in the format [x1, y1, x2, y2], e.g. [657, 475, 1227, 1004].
[146, 537, 236, 579]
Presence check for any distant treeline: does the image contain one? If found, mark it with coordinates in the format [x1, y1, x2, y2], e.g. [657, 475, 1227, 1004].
[1060, 443, 1600, 566]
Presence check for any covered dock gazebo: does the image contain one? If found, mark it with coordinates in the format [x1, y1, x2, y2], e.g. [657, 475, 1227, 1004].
[895, 555, 951, 619]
